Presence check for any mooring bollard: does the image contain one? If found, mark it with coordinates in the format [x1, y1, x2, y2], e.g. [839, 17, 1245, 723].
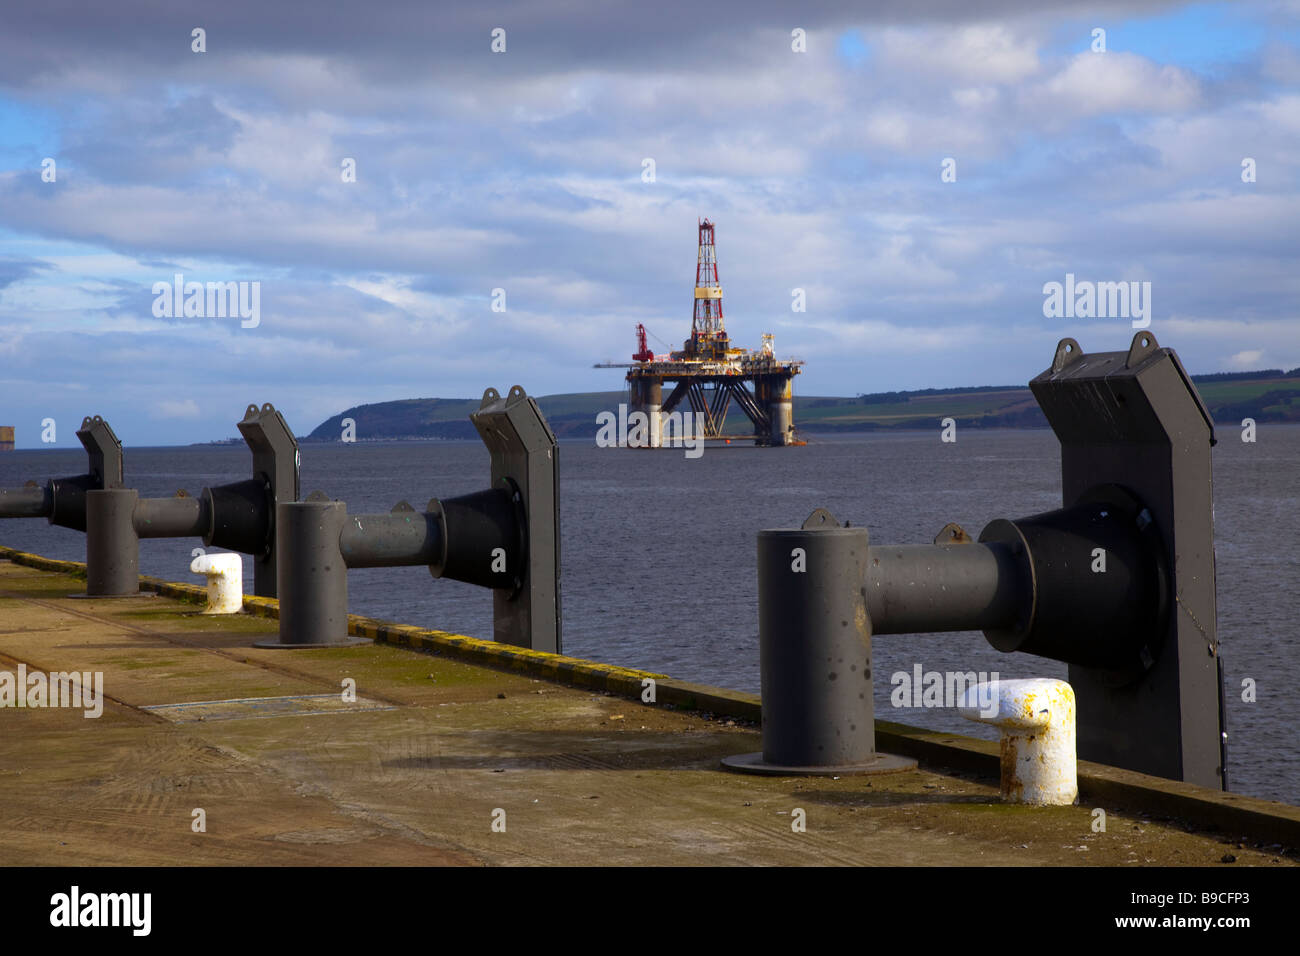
[959, 678, 1078, 806]
[0, 416, 123, 532]
[1, 406, 299, 600]
[260, 385, 561, 652]
[190, 552, 244, 614]
[81, 404, 298, 600]
[722, 508, 916, 776]
[730, 333, 1226, 788]
[257, 494, 363, 648]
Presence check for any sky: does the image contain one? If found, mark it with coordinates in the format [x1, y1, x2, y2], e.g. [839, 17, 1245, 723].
[0, 0, 1298, 447]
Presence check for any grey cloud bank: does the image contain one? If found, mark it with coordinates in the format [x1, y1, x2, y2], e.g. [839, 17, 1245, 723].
[0, 0, 1296, 445]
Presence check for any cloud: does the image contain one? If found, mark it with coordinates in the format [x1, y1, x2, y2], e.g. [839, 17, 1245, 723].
[876, 24, 1041, 84]
[0, 255, 50, 289]
[1229, 348, 1265, 367]
[0, 0, 1296, 445]
[1033, 51, 1201, 115]
[152, 399, 202, 419]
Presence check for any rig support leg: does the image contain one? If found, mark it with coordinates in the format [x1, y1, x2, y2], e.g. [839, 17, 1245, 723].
[628, 377, 663, 448]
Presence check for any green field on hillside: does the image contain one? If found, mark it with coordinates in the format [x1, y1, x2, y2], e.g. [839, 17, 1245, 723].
[305, 375, 1300, 441]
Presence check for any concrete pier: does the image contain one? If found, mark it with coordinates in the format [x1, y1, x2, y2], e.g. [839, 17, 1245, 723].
[1, 547, 1297, 866]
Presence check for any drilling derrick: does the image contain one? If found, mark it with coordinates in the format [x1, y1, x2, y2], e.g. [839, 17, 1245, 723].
[595, 219, 805, 447]
[688, 219, 728, 361]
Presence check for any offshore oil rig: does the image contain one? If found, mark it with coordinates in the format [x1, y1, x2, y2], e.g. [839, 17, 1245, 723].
[596, 220, 805, 447]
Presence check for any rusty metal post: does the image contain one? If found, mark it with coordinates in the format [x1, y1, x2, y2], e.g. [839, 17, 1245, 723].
[959, 678, 1078, 805]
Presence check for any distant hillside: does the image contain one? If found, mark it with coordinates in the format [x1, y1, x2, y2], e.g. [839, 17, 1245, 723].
[304, 371, 1300, 441]
[305, 393, 628, 441]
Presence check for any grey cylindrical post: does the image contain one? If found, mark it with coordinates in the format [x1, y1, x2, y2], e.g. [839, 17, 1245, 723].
[257, 496, 363, 648]
[339, 512, 442, 568]
[865, 542, 1026, 635]
[762, 523, 874, 765]
[133, 495, 211, 539]
[723, 510, 915, 776]
[0, 484, 52, 518]
[85, 488, 140, 596]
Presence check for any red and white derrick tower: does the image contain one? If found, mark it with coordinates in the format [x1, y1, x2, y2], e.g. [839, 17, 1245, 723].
[691, 219, 725, 356]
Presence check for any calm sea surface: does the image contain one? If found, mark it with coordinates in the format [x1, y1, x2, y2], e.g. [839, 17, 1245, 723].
[2, 426, 1296, 804]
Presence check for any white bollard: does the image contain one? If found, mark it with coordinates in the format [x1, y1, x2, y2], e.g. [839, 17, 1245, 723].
[189, 552, 244, 615]
[959, 677, 1077, 806]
